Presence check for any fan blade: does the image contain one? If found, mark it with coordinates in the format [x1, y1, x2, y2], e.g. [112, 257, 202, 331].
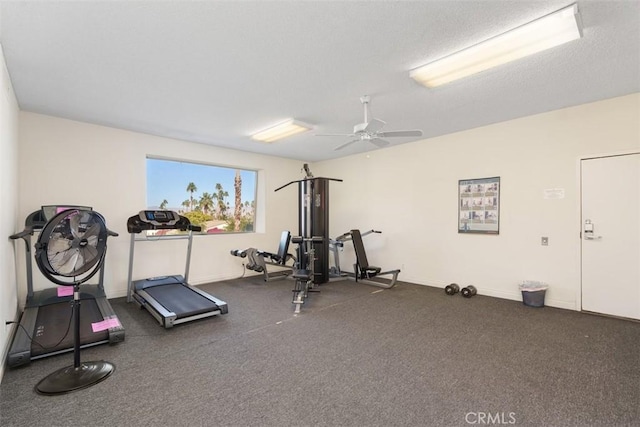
[364, 118, 385, 134]
[315, 133, 356, 137]
[82, 222, 101, 239]
[51, 248, 80, 275]
[69, 213, 81, 238]
[377, 130, 423, 138]
[47, 234, 72, 254]
[370, 138, 390, 148]
[79, 245, 99, 264]
[334, 139, 360, 151]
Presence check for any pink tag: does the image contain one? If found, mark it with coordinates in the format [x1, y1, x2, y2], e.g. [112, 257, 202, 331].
[91, 317, 122, 332]
[57, 287, 74, 297]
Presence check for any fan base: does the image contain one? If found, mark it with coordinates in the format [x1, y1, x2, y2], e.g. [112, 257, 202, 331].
[35, 361, 115, 395]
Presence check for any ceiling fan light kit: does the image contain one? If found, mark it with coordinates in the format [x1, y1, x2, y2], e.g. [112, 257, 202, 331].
[251, 119, 312, 143]
[410, 3, 582, 88]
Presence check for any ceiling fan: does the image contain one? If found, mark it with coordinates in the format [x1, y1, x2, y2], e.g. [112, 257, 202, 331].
[316, 95, 423, 151]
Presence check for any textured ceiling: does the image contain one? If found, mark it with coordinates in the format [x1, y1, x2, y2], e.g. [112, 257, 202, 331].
[1, 0, 638, 162]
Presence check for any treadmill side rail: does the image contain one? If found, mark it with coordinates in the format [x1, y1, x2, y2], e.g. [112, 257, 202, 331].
[6, 308, 37, 368]
[132, 290, 178, 328]
[94, 296, 125, 343]
[189, 286, 229, 315]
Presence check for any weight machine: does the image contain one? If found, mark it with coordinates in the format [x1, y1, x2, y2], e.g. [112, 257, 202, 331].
[275, 164, 342, 312]
[330, 229, 400, 289]
[230, 231, 295, 281]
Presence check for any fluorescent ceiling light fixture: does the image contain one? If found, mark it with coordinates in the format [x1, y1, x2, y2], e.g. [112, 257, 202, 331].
[251, 119, 311, 143]
[410, 3, 582, 88]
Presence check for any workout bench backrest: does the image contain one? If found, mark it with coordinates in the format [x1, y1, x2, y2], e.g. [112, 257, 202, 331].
[350, 229, 370, 269]
[276, 231, 291, 263]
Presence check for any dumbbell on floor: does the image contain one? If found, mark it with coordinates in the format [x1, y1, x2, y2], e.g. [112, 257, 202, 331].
[444, 283, 460, 295]
[461, 285, 477, 298]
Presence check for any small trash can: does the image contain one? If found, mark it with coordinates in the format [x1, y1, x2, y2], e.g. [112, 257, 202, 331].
[519, 281, 548, 307]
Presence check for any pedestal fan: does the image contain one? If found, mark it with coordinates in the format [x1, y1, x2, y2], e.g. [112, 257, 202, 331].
[33, 208, 115, 395]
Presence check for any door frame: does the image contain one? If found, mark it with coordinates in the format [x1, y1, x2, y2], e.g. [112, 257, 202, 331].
[577, 149, 640, 312]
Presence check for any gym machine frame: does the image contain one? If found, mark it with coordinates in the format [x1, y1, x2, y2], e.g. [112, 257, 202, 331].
[330, 229, 400, 289]
[275, 164, 342, 311]
[290, 236, 324, 313]
[230, 231, 296, 282]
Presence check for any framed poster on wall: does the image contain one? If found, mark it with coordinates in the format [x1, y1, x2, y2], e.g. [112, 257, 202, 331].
[458, 176, 500, 234]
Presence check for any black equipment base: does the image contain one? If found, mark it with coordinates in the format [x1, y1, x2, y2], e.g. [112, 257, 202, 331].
[35, 361, 115, 395]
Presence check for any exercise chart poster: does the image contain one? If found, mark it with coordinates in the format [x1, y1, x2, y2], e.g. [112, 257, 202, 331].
[458, 177, 500, 234]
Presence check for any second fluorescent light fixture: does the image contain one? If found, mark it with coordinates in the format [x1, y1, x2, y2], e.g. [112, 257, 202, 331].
[410, 3, 582, 88]
[251, 119, 311, 143]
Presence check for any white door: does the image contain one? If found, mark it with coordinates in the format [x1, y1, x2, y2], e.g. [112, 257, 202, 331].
[581, 153, 640, 319]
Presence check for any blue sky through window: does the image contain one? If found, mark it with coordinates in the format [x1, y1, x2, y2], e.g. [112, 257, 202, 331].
[146, 157, 256, 210]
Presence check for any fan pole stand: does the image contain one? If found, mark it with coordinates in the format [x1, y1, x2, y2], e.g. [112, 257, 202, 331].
[35, 284, 115, 395]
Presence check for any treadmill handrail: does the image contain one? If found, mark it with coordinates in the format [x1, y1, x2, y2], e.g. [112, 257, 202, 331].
[9, 228, 34, 240]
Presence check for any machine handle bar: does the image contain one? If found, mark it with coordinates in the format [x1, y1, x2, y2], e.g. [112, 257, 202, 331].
[291, 236, 324, 244]
[334, 229, 382, 241]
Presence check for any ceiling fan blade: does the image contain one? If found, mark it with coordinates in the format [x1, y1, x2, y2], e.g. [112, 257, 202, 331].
[364, 118, 385, 134]
[377, 130, 423, 138]
[315, 133, 356, 137]
[370, 138, 390, 148]
[334, 139, 360, 151]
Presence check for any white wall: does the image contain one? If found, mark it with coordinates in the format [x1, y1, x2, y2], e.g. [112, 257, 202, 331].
[314, 93, 640, 310]
[0, 43, 20, 380]
[17, 112, 304, 300]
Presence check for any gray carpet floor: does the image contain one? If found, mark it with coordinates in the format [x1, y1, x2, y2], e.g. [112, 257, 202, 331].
[1, 277, 639, 427]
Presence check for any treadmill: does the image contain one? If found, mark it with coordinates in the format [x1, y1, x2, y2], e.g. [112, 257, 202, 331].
[7, 205, 125, 368]
[126, 210, 228, 328]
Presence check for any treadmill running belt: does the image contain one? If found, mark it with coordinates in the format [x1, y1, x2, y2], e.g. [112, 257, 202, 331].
[32, 298, 109, 357]
[144, 283, 220, 318]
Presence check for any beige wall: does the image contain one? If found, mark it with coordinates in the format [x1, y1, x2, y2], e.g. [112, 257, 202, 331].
[314, 93, 640, 310]
[17, 112, 303, 299]
[0, 43, 20, 380]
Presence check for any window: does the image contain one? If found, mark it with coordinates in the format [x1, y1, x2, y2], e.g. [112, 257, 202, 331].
[146, 157, 257, 234]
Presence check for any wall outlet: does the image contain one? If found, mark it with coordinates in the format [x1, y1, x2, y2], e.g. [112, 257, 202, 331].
[541, 237, 549, 246]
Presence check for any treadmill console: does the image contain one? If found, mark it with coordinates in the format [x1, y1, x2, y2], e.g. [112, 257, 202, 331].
[127, 210, 201, 233]
[140, 210, 181, 226]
